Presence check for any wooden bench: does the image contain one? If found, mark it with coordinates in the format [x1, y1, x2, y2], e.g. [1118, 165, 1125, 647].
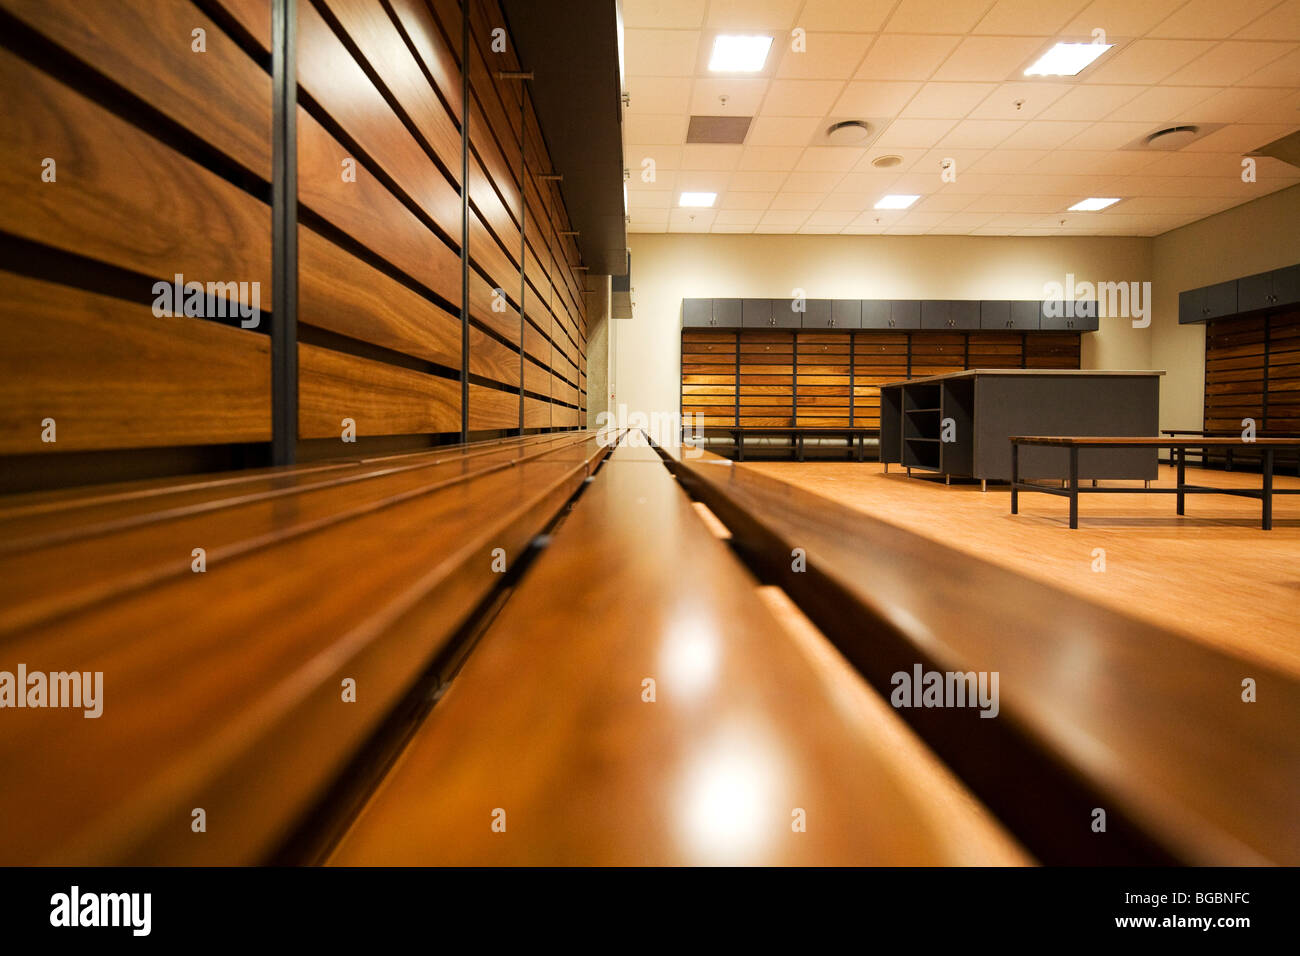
[1162, 428, 1300, 474]
[0, 431, 618, 864]
[325, 437, 1026, 865]
[1010, 436, 1300, 529]
[667, 442, 1300, 864]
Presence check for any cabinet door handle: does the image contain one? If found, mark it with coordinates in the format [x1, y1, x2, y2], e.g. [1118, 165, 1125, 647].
[1067, 319, 1075, 329]
[829, 318, 835, 327]
[888, 319, 895, 328]
[1006, 319, 1013, 328]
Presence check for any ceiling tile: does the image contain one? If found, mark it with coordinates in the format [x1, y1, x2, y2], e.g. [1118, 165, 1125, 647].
[1147, 0, 1281, 39]
[690, 78, 769, 115]
[1038, 85, 1145, 122]
[968, 82, 1072, 120]
[1032, 149, 1161, 175]
[898, 82, 997, 119]
[746, 115, 824, 145]
[1105, 86, 1221, 123]
[728, 169, 790, 190]
[626, 144, 682, 173]
[834, 171, 906, 193]
[1235, 47, 1300, 87]
[1182, 123, 1300, 152]
[834, 80, 924, 116]
[853, 146, 929, 170]
[669, 207, 716, 230]
[675, 170, 732, 191]
[769, 192, 826, 210]
[1060, 121, 1157, 150]
[855, 35, 963, 81]
[627, 187, 674, 209]
[1191, 86, 1294, 123]
[873, 117, 959, 148]
[711, 223, 757, 232]
[705, 0, 802, 30]
[805, 208, 860, 226]
[817, 192, 880, 211]
[624, 29, 701, 76]
[679, 144, 745, 169]
[997, 121, 1093, 149]
[796, 147, 868, 171]
[798, 0, 896, 32]
[1163, 42, 1298, 87]
[714, 209, 765, 224]
[914, 192, 977, 212]
[759, 208, 812, 226]
[885, 0, 998, 34]
[965, 148, 1051, 173]
[782, 170, 848, 190]
[737, 146, 806, 169]
[1235, 2, 1300, 41]
[626, 76, 693, 114]
[1061, 0, 1186, 38]
[932, 37, 1044, 82]
[1082, 39, 1215, 85]
[721, 191, 777, 209]
[624, 113, 688, 144]
[622, 0, 708, 29]
[776, 34, 872, 78]
[761, 80, 847, 116]
[972, 0, 1087, 36]
[938, 119, 1026, 149]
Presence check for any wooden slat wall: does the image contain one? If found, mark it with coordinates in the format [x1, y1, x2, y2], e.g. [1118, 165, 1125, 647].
[739, 332, 796, 427]
[1204, 309, 1300, 433]
[684, 328, 1083, 434]
[0, 0, 272, 460]
[0, 0, 588, 481]
[852, 332, 909, 429]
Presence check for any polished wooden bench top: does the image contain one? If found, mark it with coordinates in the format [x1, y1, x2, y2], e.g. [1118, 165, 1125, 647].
[0, 431, 619, 864]
[327, 438, 1024, 865]
[1010, 435, 1300, 447]
[667, 446, 1300, 864]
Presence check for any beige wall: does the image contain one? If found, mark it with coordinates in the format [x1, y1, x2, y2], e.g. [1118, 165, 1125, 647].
[1151, 184, 1300, 430]
[618, 232, 1153, 423]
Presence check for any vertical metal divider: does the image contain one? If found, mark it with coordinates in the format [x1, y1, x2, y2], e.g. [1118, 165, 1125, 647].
[459, 5, 470, 444]
[271, 0, 298, 466]
[518, 86, 526, 435]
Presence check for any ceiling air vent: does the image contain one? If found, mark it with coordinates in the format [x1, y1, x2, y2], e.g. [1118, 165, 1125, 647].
[686, 115, 752, 145]
[1144, 125, 1200, 149]
[1250, 129, 1300, 170]
[826, 120, 871, 145]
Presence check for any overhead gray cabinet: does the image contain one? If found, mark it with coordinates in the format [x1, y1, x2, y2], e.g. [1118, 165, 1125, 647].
[800, 299, 835, 328]
[766, 299, 805, 328]
[741, 298, 772, 328]
[1237, 273, 1273, 313]
[1275, 264, 1300, 308]
[1178, 280, 1237, 324]
[980, 299, 1010, 329]
[889, 300, 921, 329]
[682, 298, 712, 328]
[827, 299, 861, 329]
[860, 300, 892, 328]
[713, 298, 741, 327]
[1040, 300, 1099, 331]
[1010, 301, 1041, 330]
[921, 300, 978, 330]
[1238, 265, 1300, 313]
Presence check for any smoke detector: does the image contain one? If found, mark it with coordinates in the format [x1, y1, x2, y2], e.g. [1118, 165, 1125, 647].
[826, 120, 871, 145]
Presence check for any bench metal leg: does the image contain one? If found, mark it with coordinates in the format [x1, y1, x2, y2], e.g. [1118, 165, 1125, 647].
[736, 431, 745, 462]
[1176, 447, 1185, 516]
[1263, 448, 1274, 531]
[1010, 443, 1019, 515]
[1068, 446, 1079, 529]
[796, 433, 805, 462]
[981, 479, 987, 493]
[883, 461, 889, 474]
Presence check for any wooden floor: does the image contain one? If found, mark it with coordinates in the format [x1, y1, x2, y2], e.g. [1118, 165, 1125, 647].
[742, 462, 1300, 679]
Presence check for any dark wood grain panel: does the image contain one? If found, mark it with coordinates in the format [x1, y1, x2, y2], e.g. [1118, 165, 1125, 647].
[298, 225, 461, 369]
[299, 343, 460, 439]
[0, 46, 270, 297]
[1, 0, 272, 178]
[468, 383, 519, 431]
[0, 271, 269, 454]
[297, 105, 461, 307]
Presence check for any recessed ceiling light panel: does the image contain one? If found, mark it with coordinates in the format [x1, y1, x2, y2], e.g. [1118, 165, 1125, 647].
[1024, 42, 1112, 77]
[709, 35, 773, 73]
[679, 192, 717, 208]
[874, 194, 920, 210]
[1068, 197, 1121, 211]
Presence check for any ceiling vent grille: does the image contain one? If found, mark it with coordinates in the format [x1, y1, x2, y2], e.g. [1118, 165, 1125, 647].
[686, 115, 752, 145]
